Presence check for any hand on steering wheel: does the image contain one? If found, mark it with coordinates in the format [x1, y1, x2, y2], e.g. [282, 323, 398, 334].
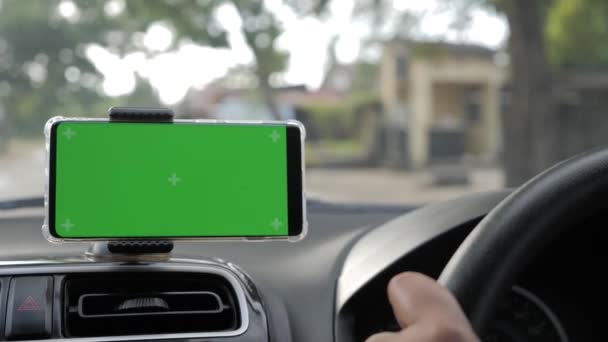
[366, 272, 479, 342]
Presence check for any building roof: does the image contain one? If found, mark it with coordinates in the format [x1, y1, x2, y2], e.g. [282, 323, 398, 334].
[386, 39, 497, 59]
[275, 88, 344, 107]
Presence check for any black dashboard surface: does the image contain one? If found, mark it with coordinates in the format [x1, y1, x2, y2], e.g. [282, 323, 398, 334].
[15, 191, 589, 342]
[1, 190, 602, 342]
[0, 200, 413, 342]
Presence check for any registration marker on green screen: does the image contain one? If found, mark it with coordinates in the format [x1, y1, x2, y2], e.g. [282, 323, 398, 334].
[49, 121, 302, 239]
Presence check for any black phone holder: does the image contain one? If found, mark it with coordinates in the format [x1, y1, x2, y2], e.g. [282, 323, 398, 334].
[87, 107, 176, 260]
[109, 106, 174, 122]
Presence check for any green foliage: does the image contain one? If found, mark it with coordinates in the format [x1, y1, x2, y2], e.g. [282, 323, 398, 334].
[1, 1, 100, 134]
[547, 0, 608, 67]
[0, 0, 287, 135]
[301, 91, 380, 140]
[349, 62, 380, 93]
[305, 139, 366, 166]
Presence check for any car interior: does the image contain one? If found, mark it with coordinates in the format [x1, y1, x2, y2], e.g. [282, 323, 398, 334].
[3, 142, 606, 342]
[1, 0, 605, 341]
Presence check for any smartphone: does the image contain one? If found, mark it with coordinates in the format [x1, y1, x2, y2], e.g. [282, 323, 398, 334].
[44, 118, 306, 241]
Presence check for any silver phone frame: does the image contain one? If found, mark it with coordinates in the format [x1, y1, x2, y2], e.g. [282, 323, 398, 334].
[42, 116, 307, 244]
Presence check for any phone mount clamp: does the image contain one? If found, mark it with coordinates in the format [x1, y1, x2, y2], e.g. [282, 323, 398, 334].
[86, 106, 176, 261]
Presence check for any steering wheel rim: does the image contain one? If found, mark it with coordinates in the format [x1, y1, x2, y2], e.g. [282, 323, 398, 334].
[438, 148, 608, 334]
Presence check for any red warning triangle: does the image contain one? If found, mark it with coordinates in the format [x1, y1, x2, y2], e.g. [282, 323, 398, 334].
[17, 296, 41, 311]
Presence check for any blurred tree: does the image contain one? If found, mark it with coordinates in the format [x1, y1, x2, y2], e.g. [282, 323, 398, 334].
[120, 0, 287, 119]
[547, 0, 608, 67]
[434, 0, 608, 185]
[230, 0, 288, 119]
[350, 62, 380, 93]
[0, 1, 168, 134]
[495, 0, 558, 187]
[0, 0, 288, 136]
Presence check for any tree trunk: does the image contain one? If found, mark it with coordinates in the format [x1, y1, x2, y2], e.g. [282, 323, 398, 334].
[503, 0, 558, 186]
[257, 71, 282, 120]
[230, 0, 282, 121]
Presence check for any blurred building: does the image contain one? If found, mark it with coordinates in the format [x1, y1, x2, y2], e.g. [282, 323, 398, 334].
[181, 66, 350, 142]
[381, 40, 507, 168]
[182, 82, 343, 122]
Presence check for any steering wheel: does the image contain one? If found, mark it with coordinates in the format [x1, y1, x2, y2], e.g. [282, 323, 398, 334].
[438, 148, 608, 334]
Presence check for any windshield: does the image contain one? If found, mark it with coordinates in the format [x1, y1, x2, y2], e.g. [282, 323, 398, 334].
[0, 0, 600, 205]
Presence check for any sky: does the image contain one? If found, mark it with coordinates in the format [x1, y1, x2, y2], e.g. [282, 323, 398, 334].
[61, 0, 509, 105]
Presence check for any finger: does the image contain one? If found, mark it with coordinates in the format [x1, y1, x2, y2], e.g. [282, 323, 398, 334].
[387, 272, 468, 328]
[365, 331, 400, 342]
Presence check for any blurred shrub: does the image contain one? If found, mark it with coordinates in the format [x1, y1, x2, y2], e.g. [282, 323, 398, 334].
[298, 92, 381, 141]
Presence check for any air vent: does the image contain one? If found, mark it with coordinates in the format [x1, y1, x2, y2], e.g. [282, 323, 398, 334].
[63, 272, 241, 337]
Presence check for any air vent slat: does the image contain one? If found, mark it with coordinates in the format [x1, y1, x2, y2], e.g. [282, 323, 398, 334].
[78, 291, 225, 317]
[115, 297, 170, 313]
[63, 273, 240, 337]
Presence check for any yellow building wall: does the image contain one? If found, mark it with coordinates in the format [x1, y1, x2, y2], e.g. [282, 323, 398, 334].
[408, 58, 503, 165]
[432, 83, 466, 123]
[380, 43, 505, 166]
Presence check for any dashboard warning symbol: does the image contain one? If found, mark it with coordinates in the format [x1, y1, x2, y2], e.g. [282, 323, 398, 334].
[17, 296, 41, 311]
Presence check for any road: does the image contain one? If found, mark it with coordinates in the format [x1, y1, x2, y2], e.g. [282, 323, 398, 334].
[0, 139, 504, 204]
[0, 140, 45, 199]
[307, 166, 503, 205]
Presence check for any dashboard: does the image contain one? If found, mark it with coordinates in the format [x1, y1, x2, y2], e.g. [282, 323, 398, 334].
[0, 192, 603, 341]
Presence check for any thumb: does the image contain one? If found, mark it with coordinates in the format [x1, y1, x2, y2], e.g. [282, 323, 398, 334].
[387, 272, 471, 329]
[366, 272, 480, 342]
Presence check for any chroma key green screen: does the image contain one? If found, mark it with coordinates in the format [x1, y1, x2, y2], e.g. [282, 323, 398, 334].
[50, 121, 296, 238]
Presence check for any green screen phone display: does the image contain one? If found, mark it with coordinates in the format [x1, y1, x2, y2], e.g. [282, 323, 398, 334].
[49, 121, 303, 239]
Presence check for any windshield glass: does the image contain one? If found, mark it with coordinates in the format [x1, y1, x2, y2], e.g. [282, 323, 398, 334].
[0, 0, 600, 204]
